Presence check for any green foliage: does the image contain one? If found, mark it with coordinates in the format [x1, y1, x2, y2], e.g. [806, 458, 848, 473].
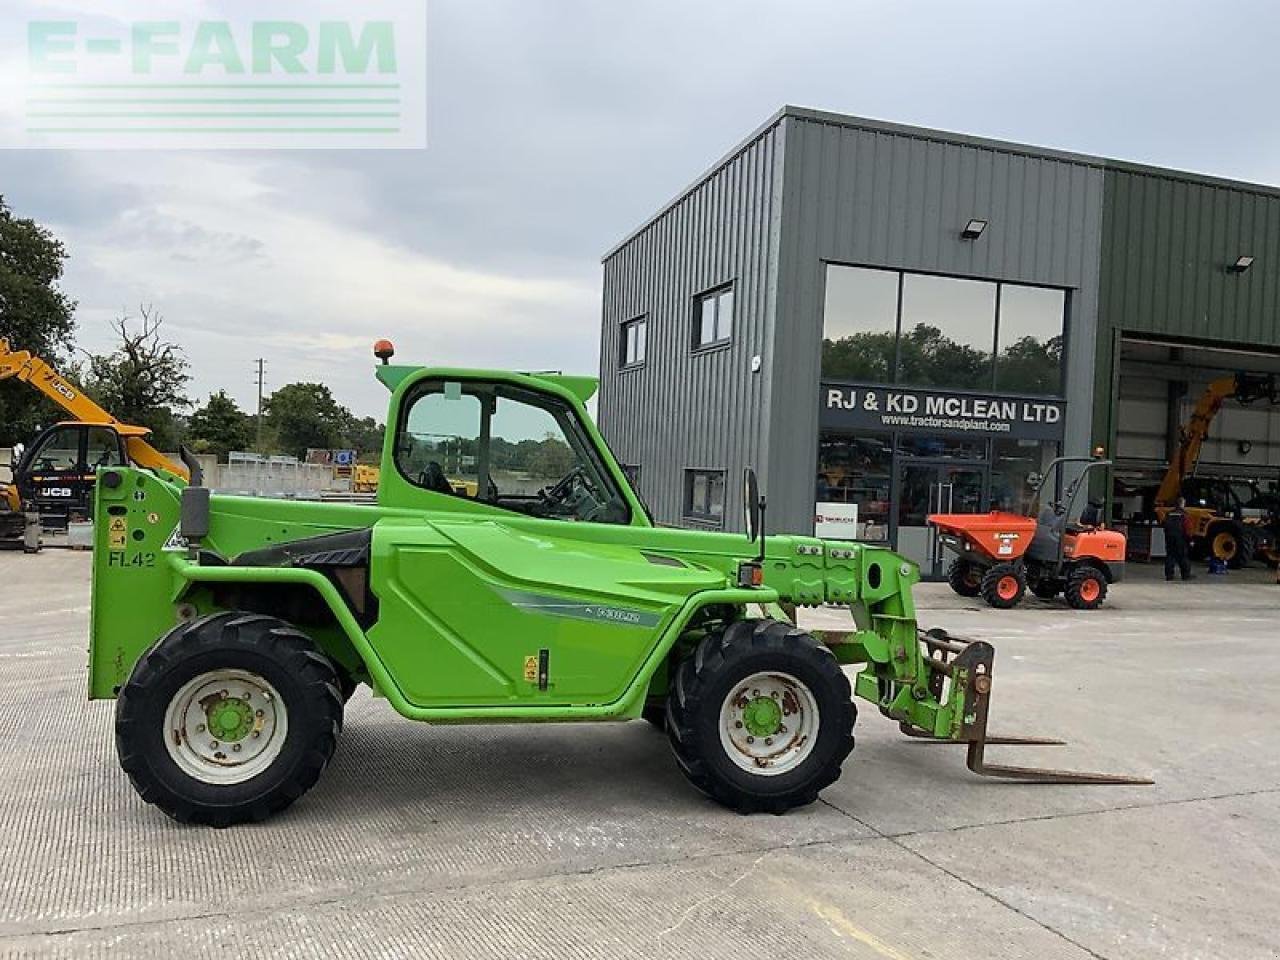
[822, 323, 1062, 394]
[0, 196, 78, 445]
[263, 381, 383, 460]
[188, 390, 253, 460]
[82, 307, 191, 450]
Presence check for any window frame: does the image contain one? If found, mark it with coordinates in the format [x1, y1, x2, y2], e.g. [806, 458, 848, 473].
[682, 467, 727, 527]
[819, 261, 1069, 398]
[692, 283, 735, 352]
[391, 377, 633, 526]
[619, 315, 648, 370]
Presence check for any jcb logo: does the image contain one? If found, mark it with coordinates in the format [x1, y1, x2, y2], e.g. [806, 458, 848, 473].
[41, 487, 73, 498]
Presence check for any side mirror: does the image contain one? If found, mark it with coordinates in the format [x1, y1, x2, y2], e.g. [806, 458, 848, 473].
[743, 467, 761, 543]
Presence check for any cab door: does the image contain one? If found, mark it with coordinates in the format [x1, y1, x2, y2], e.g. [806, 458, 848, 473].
[367, 376, 695, 709]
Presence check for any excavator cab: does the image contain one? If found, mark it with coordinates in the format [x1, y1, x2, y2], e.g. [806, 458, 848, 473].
[15, 422, 129, 531]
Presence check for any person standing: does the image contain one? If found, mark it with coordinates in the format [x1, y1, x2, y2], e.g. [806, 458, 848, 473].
[1163, 497, 1194, 581]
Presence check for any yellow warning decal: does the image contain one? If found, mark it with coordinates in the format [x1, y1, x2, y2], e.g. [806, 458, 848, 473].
[107, 516, 127, 551]
[523, 656, 538, 683]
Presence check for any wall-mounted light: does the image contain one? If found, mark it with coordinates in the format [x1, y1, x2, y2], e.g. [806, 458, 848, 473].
[960, 218, 988, 241]
[1231, 255, 1255, 273]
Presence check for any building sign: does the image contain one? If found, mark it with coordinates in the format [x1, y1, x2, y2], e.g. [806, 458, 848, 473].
[820, 383, 1065, 440]
[814, 501, 859, 540]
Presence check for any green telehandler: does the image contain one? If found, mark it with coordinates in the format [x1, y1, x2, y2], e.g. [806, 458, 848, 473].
[90, 341, 1149, 826]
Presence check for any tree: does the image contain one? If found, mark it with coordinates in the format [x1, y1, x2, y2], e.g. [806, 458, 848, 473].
[82, 306, 191, 450]
[0, 196, 78, 445]
[262, 381, 384, 460]
[188, 390, 253, 460]
[262, 382, 348, 459]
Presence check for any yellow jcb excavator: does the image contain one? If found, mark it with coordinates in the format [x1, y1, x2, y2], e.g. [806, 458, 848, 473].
[1154, 371, 1279, 567]
[1, 340, 189, 544]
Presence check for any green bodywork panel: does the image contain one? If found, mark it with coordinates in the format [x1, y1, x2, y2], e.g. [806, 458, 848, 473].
[88, 362, 974, 738]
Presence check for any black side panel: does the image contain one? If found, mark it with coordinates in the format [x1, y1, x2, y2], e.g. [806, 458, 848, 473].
[233, 528, 372, 569]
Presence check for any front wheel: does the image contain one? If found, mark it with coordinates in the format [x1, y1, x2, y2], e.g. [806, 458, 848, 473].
[665, 620, 855, 814]
[980, 562, 1026, 609]
[115, 612, 344, 827]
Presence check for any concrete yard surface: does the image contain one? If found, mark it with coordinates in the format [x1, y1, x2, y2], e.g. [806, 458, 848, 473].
[0, 549, 1276, 959]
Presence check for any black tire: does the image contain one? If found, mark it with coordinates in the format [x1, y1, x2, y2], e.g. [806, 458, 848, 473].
[1064, 567, 1108, 610]
[665, 619, 855, 814]
[980, 563, 1026, 609]
[335, 670, 359, 704]
[1029, 580, 1061, 600]
[946, 558, 983, 597]
[115, 611, 344, 827]
[1231, 530, 1257, 569]
[642, 702, 667, 731]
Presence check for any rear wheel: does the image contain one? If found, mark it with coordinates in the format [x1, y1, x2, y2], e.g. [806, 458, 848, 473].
[115, 612, 344, 827]
[665, 619, 855, 814]
[946, 558, 983, 597]
[1065, 567, 1108, 610]
[980, 563, 1026, 609]
[1231, 530, 1257, 569]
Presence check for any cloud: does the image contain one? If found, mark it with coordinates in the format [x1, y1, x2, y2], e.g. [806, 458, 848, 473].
[3, 0, 1280, 425]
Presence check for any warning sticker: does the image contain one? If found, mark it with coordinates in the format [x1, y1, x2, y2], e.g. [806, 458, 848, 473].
[107, 516, 127, 551]
[523, 656, 539, 683]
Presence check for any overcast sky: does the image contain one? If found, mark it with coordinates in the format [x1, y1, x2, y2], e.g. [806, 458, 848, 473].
[3, 0, 1279, 421]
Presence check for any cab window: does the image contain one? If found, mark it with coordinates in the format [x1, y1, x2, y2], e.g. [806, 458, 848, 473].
[85, 427, 125, 469]
[26, 427, 80, 472]
[395, 381, 630, 524]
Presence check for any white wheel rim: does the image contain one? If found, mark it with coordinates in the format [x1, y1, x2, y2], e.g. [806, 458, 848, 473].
[718, 671, 820, 777]
[162, 669, 289, 786]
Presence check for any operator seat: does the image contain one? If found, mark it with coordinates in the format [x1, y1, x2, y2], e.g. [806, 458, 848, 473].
[419, 461, 454, 495]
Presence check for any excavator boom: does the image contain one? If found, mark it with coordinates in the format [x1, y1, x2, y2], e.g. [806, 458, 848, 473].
[1156, 371, 1278, 506]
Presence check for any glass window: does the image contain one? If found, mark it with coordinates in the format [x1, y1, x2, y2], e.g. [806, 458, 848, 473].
[27, 426, 80, 472]
[684, 469, 725, 524]
[396, 381, 630, 524]
[996, 285, 1066, 395]
[694, 286, 733, 348]
[896, 434, 988, 460]
[815, 432, 891, 543]
[620, 317, 647, 368]
[899, 274, 997, 389]
[990, 438, 1059, 514]
[821, 265, 899, 382]
[85, 428, 124, 469]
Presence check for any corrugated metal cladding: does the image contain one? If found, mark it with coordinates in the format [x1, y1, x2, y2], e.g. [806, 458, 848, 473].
[597, 121, 785, 528]
[1094, 169, 1280, 445]
[766, 111, 1105, 531]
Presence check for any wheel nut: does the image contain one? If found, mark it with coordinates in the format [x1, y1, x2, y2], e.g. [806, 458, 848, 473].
[210, 740, 219, 749]
[220, 690, 228, 698]
[232, 744, 242, 753]
[255, 710, 264, 718]
[251, 731, 260, 739]
[196, 723, 205, 733]
[746, 736, 755, 744]
[735, 721, 743, 729]
[779, 725, 787, 733]
[765, 738, 773, 746]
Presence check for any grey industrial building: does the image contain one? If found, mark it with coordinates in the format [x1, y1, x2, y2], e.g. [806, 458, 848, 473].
[597, 106, 1280, 576]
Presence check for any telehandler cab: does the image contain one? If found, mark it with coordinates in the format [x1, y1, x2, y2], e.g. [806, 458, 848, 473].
[91, 342, 1149, 826]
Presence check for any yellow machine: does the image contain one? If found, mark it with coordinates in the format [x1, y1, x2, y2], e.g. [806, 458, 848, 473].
[1154, 372, 1279, 565]
[0, 340, 188, 533]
